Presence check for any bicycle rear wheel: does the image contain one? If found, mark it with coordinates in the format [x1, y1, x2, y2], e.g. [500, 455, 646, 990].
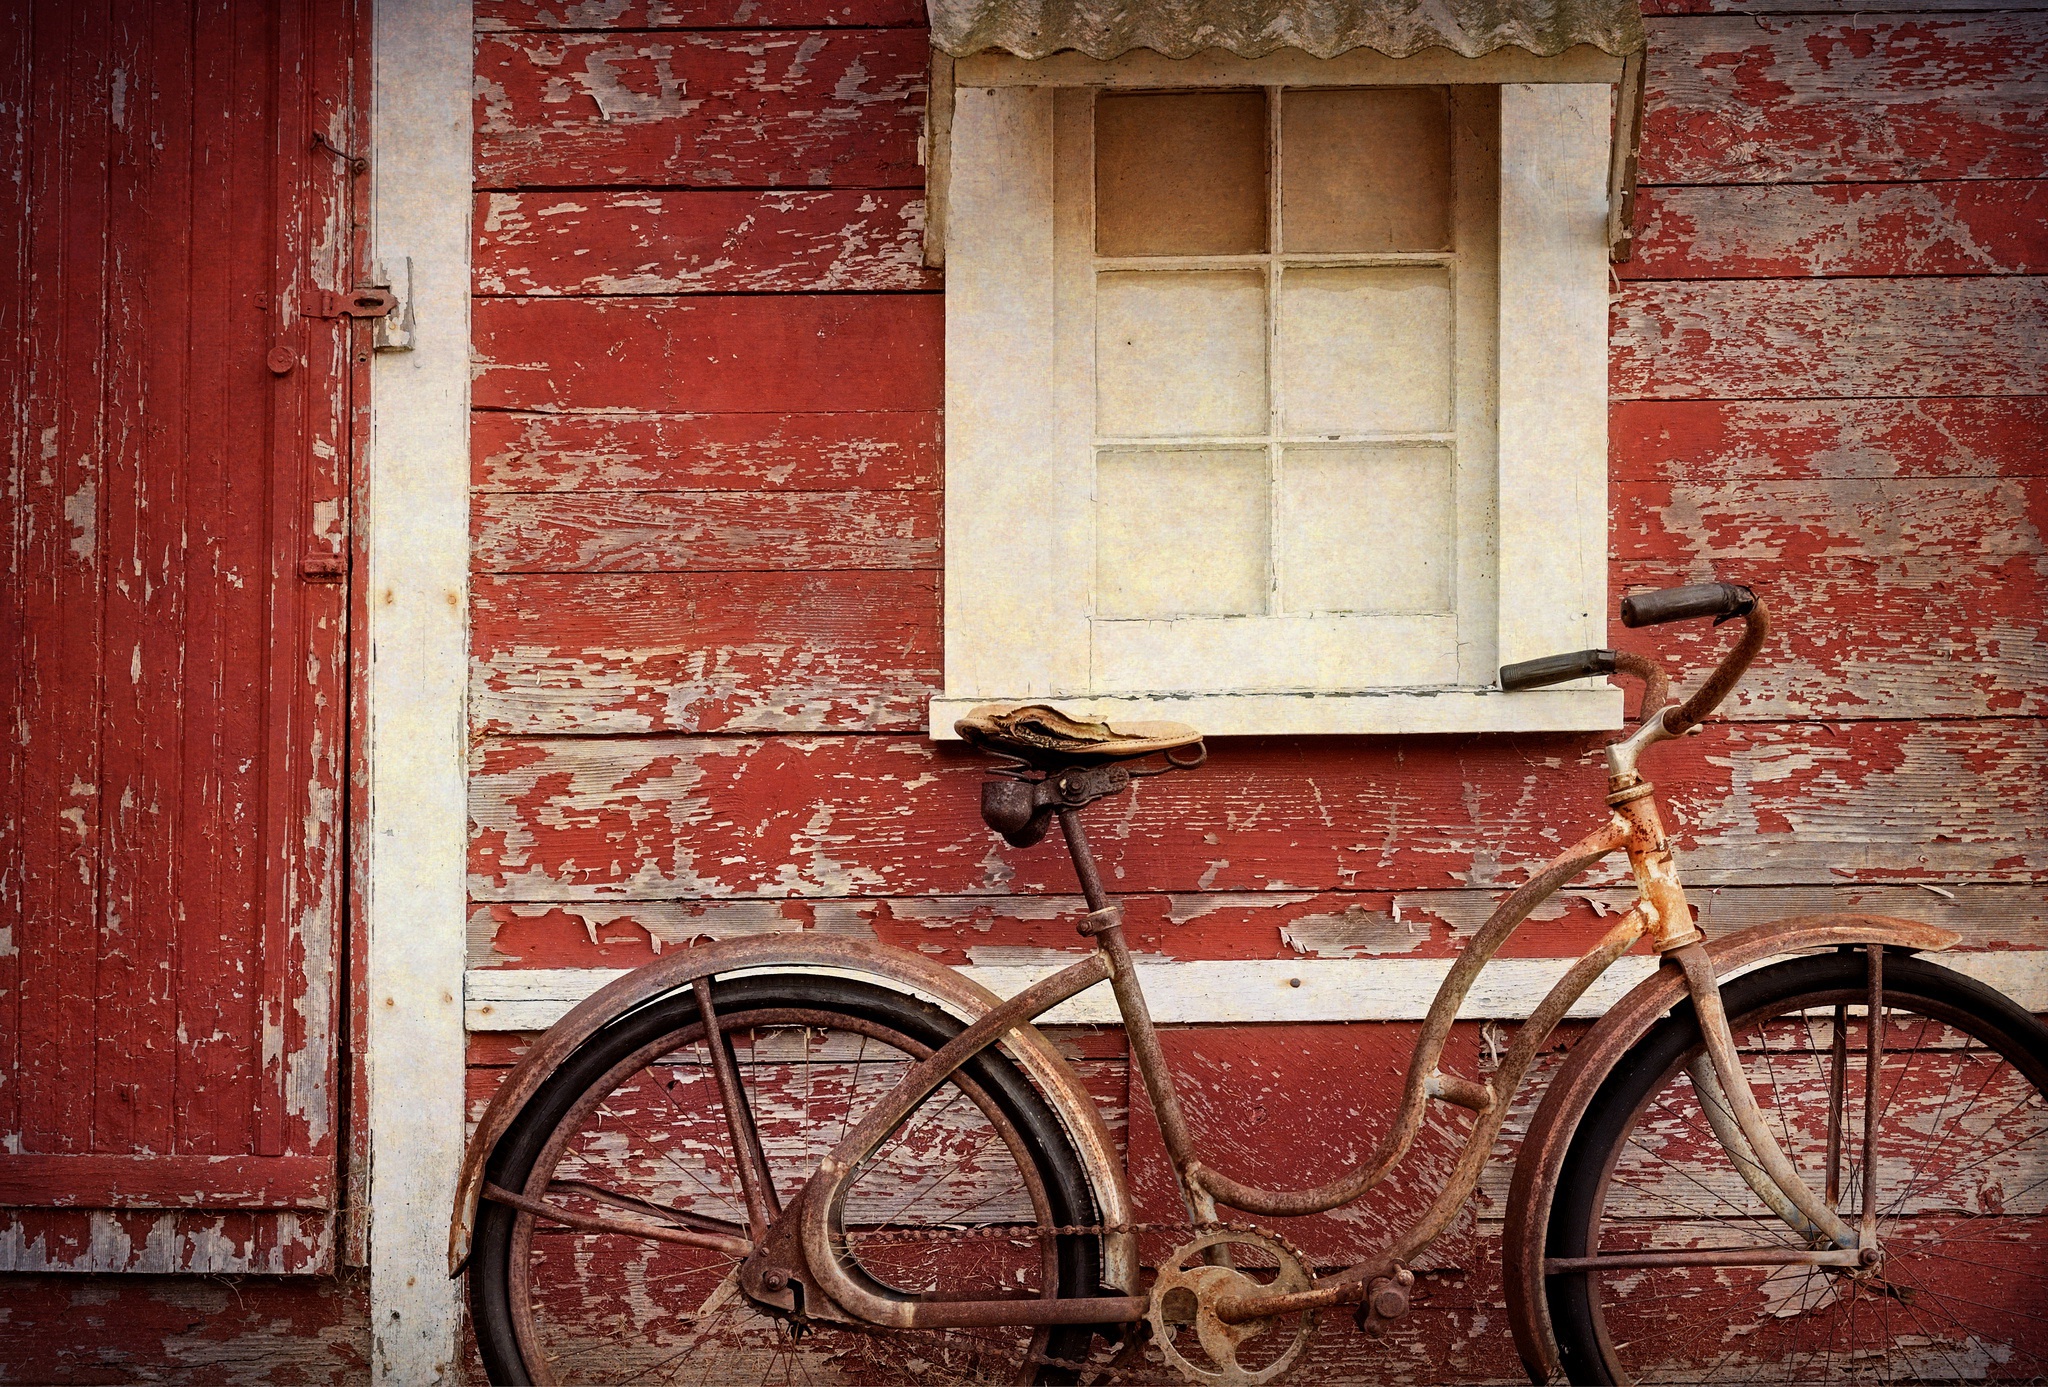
[468, 973, 1109, 1386]
[1548, 950, 2048, 1384]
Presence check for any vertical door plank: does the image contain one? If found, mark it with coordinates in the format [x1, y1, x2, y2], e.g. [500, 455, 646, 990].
[17, 0, 114, 1159]
[92, 0, 189, 1160]
[0, 0, 33, 1153]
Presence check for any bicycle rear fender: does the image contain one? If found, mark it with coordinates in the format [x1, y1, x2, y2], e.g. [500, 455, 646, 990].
[447, 934, 1135, 1289]
[1501, 914, 1959, 1384]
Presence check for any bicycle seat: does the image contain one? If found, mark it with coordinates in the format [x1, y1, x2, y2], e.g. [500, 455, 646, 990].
[955, 702, 1202, 768]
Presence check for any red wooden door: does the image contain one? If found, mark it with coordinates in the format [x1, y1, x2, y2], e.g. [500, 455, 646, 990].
[1, 0, 361, 1273]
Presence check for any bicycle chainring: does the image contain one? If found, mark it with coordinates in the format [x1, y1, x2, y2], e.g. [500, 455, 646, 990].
[1146, 1228, 1318, 1387]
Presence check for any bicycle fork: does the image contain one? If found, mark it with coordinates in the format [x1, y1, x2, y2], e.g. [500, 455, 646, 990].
[1608, 713, 1870, 1262]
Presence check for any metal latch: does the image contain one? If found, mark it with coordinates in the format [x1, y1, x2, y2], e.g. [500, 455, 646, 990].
[311, 287, 397, 320]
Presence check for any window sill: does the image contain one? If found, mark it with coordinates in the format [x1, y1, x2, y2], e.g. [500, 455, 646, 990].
[928, 687, 1623, 740]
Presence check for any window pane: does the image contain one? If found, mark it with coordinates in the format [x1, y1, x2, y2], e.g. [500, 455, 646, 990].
[1278, 446, 1453, 614]
[1281, 88, 1452, 253]
[1278, 266, 1450, 435]
[1098, 270, 1267, 437]
[1096, 450, 1268, 619]
[1096, 91, 1267, 256]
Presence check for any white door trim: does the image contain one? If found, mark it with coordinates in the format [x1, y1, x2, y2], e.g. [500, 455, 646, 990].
[365, 0, 472, 1379]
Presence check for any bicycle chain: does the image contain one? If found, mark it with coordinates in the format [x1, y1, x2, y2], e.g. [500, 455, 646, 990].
[843, 1218, 1217, 1247]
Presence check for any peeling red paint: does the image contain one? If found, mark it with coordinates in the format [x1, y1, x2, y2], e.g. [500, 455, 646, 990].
[474, 29, 927, 189]
[475, 188, 939, 295]
[471, 295, 944, 413]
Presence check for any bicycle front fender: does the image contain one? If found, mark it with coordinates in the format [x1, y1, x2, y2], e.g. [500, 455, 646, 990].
[447, 935, 1134, 1290]
[1500, 913, 1958, 1384]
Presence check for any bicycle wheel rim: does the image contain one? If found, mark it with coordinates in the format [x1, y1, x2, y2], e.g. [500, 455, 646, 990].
[469, 975, 1104, 1386]
[1548, 951, 2048, 1385]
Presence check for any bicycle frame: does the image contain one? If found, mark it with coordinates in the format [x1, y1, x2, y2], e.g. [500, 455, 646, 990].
[761, 608, 1894, 1335]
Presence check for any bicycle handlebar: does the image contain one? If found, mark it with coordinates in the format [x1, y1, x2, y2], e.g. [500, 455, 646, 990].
[1498, 582, 1768, 739]
[1620, 581, 1756, 629]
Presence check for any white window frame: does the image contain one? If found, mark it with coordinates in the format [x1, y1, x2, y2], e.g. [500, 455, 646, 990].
[930, 51, 1626, 739]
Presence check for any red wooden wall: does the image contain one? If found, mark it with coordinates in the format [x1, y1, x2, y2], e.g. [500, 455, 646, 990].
[463, 0, 2047, 1379]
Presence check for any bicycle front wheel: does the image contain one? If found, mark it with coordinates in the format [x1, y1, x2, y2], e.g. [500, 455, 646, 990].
[468, 972, 1109, 1386]
[1547, 950, 2048, 1384]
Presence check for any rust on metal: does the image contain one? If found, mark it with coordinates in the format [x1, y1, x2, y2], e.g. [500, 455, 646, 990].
[1499, 914, 1959, 1383]
[479, 1182, 752, 1258]
[449, 932, 1134, 1278]
[1188, 819, 1630, 1220]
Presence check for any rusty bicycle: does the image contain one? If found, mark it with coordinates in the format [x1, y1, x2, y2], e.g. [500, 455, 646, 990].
[452, 583, 2048, 1385]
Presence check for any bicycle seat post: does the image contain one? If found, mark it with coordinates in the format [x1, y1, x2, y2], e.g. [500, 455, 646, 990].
[1056, 801, 1220, 1227]
[1056, 805, 1114, 917]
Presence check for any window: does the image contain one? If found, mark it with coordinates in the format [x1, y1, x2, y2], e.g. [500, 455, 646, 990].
[934, 65, 1625, 737]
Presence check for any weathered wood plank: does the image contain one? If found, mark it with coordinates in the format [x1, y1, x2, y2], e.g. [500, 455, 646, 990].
[1615, 477, 2046, 563]
[1610, 398, 2048, 483]
[0, 1274, 367, 1385]
[471, 295, 943, 413]
[1646, 0, 2045, 11]
[469, 571, 941, 732]
[466, 884, 2048, 972]
[475, 189, 937, 295]
[472, 409, 940, 492]
[476, 0, 926, 28]
[1619, 555, 2048, 720]
[1626, 180, 2048, 280]
[0, 1154, 334, 1210]
[0, 1210, 333, 1275]
[1611, 278, 2048, 400]
[471, 489, 939, 572]
[474, 30, 926, 189]
[1643, 13, 2048, 185]
[466, 722, 2048, 901]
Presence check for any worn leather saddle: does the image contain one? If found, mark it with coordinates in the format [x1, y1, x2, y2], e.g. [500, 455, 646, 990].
[954, 702, 1203, 769]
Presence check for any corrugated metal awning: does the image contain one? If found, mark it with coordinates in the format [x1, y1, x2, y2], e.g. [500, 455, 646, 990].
[927, 0, 1647, 61]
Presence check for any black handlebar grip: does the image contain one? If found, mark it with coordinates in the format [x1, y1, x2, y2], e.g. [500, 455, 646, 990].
[1500, 648, 1617, 692]
[1620, 582, 1758, 629]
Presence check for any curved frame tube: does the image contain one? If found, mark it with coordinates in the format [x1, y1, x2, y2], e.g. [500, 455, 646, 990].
[1189, 817, 1631, 1218]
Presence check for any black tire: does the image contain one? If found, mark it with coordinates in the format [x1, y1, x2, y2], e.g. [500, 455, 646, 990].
[1548, 950, 2048, 1385]
[469, 973, 1108, 1386]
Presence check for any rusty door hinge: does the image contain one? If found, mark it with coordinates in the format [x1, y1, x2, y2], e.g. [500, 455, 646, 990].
[310, 287, 397, 320]
[300, 555, 347, 583]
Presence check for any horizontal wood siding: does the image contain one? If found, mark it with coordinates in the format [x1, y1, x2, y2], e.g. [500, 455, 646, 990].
[467, 5, 2047, 1380]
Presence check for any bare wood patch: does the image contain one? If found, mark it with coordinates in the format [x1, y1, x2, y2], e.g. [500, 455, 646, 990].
[0, 1211, 333, 1275]
[472, 295, 943, 413]
[1611, 278, 2048, 400]
[471, 490, 939, 572]
[471, 571, 940, 733]
[1627, 180, 2048, 280]
[474, 30, 927, 188]
[1610, 398, 2048, 484]
[472, 409, 940, 493]
[475, 189, 938, 295]
[1643, 13, 2048, 185]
